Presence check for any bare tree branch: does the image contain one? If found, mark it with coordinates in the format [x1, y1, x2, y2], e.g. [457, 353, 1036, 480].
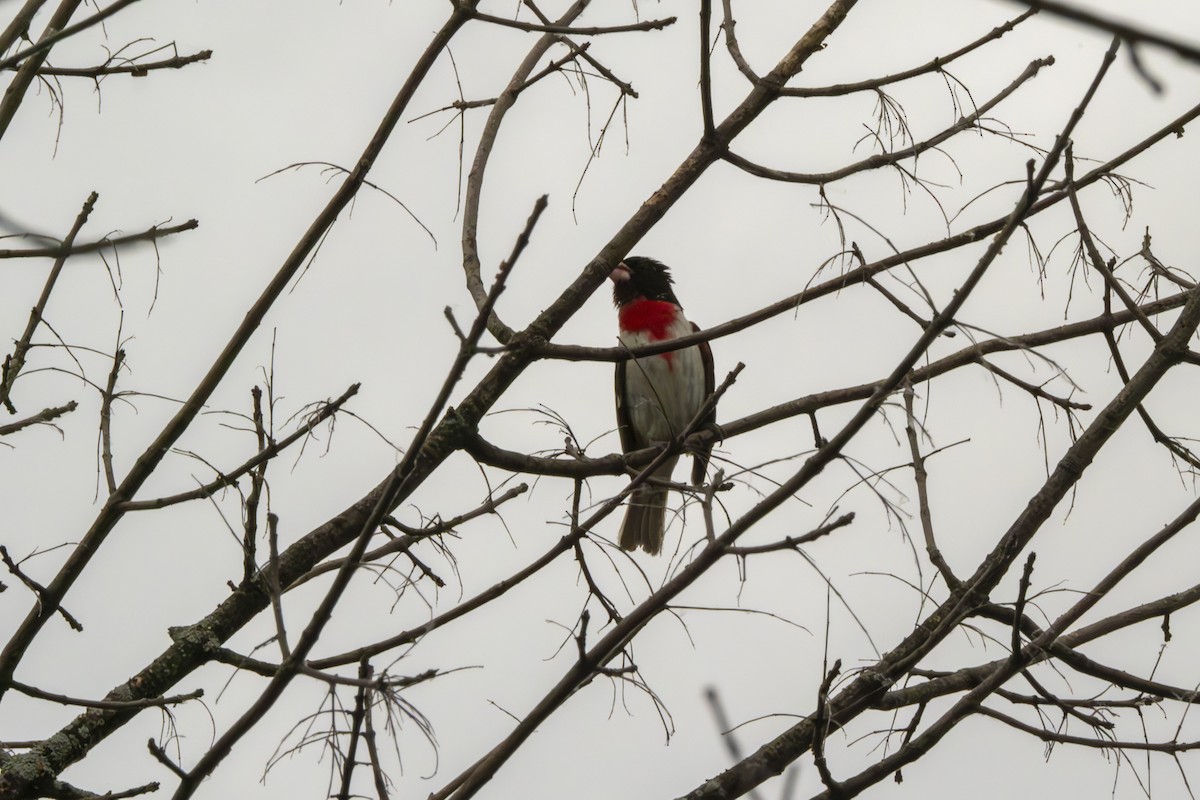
[1, 192, 97, 412]
[0, 219, 198, 260]
[0, 400, 76, 436]
[1003, 0, 1200, 67]
[720, 56, 1054, 184]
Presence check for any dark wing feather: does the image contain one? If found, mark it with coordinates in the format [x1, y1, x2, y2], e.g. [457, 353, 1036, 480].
[615, 359, 638, 455]
[691, 323, 716, 485]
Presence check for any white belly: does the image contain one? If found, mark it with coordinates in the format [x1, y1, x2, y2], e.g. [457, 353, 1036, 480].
[619, 317, 705, 445]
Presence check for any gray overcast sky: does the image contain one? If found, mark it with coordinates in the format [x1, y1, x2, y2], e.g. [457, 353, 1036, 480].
[4, 2, 1200, 798]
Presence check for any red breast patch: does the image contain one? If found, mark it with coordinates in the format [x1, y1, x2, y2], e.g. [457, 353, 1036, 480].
[619, 299, 678, 341]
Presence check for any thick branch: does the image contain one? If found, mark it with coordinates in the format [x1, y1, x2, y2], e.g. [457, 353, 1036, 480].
[810, 433, 1200, 798]
[0, 0, 87, 141]
[0, 7, 481, 795]
[534, 95, 1200, 365]
[0, 0, 49, 58]
[0, 0, 475, 704]
[679, 42, 1141, 799]
[0, 0, 145, 75]
[166, 190, 538, 800]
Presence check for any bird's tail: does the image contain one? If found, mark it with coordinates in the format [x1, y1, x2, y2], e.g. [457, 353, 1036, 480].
[618, 459, 677, 555]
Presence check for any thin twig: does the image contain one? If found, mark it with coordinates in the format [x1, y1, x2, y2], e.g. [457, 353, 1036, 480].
[0, 219, 198, 259]
[362, 677, 391, 800]
[119, 384, 360, 511]
[720, 0, 1034, 97]
[0, 10, 483, 793]
[0, 546, 82, 631]
[0, 0, 85, 141]
[1002, 0, 1200, 68]
[726, 513, 855, 556]
[265, 513, 289, 659]
[812, 660, 845, 797]
[0, 401, 77, 436]
[242, 386, 266, 583]
[1066, 144, 1161, 343]
[721, 56, 1054, 184]
[902, 383, 959, 589]
[147, 739, 188, 780]
[699, 0, 715, 137]
[287, 483, 528, 590]
[523, 1, 638, 97]
[976, 359, 1091, 412]
[978, 706, 1200, 752]
[9, 680, 201, 710]
[1, 192, 98, 412]
[1010, 553, 1036, 660]
[683, 41, 1129, 798]
[17, 48, 213, 77]
[98, 348, 124, 495]
[335, 661, 372, 800]
[0, 0, 146, 73]
[170, 192, 542, 800]
[459, 2, 588, 343]
[466, 10, 675, 35]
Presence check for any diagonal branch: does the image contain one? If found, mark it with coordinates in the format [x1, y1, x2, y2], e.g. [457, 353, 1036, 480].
[533, 93, 1200, 367]
[903, 383, 960, 589]
[117, 384, 360, 511]
[809, 435, 1200, 798]
[0, 219, 197, 259]
[1002, 0, 1200, 67]
[680, 41, 1129, 799]
[166, 193, 543, 800]
[0, 7, 483, 785]
[720, 56, 1054, 184]
[465, 10, 675, 35]
[0, 0, 87, 141]
[15, 48, 213, 77]
[460, 1, 588, 343]
[445, 46, 1060, 800]
[0, 0, 145, 74]
[720, 0, 1035, 97]
[1, 192, 97, 413]
[0, 0, 50, 58]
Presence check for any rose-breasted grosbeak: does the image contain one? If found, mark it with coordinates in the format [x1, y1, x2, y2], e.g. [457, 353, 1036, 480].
[611, 256, 715, 554]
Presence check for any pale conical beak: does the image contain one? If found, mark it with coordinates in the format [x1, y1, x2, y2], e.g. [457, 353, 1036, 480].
[610, 262, 631, 283]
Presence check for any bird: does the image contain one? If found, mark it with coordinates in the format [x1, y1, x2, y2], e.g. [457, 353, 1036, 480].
[611, 256, 715, 555]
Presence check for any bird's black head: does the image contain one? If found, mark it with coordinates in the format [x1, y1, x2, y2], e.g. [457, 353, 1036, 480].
[610, 256, 681, 307]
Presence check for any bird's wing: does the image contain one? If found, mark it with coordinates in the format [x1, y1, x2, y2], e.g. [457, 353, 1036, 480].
[692, 322, 716, 485]
[615, 358, 638, 455]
